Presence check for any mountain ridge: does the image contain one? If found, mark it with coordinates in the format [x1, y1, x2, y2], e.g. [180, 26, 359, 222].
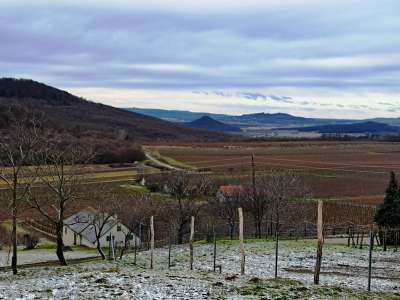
[184, 116, 241, 132]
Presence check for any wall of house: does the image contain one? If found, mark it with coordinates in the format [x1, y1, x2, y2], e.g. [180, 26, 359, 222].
[63, 223, 140, 249]
[63, 226, 96, 248]
[98, 223, 140, 248]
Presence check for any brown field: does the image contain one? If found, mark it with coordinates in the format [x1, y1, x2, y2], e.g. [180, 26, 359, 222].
[147, 141, 400, 204]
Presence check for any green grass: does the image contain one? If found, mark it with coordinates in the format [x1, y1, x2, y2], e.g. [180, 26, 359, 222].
[144, 148, 196, 170]
[120, 184, 149, 193]
[234, 277, 400, 299]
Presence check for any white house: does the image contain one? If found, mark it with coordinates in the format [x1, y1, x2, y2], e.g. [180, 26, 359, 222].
[63, 207, 140, 248]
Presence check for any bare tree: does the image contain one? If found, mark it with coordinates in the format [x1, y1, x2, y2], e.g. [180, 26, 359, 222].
[242, 177, 269, 239]
[164, 171, 214, 244]
[267, 170, 309, 232]
[265, 170, 309, 277]
[92, 210, 116, 259]
[30, 143, 91, 265]
[210, 185, 244, 239]
[117, 193, 157, 257]
[0, 120, 40, 274]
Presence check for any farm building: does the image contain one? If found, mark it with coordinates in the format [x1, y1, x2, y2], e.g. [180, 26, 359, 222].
[63, 207, 139, 248]
[217, 185, 244, 202]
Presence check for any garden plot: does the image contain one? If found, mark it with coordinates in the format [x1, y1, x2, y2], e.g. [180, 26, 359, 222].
[1, 240, 399, 299]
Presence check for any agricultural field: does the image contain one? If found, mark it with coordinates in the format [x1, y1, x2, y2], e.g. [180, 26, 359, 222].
[1, 239, 399, 299]
[147, 141, 400, 203]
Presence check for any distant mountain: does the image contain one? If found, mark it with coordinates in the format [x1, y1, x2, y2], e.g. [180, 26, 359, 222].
[369, 117, 400, 126]
[288, 121, 400, 134]
[184, 116, 241, 133]
[127, 107, 356, 127]
[125, 108, 228, 122]
[226, 112, 335, 126]
[0, 78, 228, 142]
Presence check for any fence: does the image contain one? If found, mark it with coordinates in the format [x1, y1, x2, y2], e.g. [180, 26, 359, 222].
[114, 201, 398, 292]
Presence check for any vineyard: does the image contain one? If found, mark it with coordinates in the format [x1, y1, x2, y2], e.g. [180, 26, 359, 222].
[148, 141, 400, 202]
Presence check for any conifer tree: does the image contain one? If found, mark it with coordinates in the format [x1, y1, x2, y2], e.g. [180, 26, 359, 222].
[374, 171, 400, 228]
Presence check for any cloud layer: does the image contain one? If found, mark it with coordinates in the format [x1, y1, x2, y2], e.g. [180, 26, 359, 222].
[1, 0, 400, 118]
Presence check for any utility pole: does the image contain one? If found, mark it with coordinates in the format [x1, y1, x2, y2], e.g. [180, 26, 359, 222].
[251, 154, 256, 201]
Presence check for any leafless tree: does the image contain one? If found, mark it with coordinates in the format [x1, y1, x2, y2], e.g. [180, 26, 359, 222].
[117, 193, 158, 257]
[242, 176, 270, 239]
[29, 143, 92, 265]
[85, 204, 119, 260]
[266, 170, 310, 232]
[164, 171, 214, 244]
[210, 186, 244, 239]
[0, 120, 40, 274]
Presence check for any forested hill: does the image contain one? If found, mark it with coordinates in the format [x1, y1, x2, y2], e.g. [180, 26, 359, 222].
[0, 78, 227, 142]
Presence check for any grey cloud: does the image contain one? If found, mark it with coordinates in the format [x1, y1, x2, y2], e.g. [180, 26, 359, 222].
[0, 0, 400, 116]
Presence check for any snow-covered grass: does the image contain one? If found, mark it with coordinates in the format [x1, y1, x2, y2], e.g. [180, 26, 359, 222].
[1, 239, 400, 299]
[0, 247, 97, 267]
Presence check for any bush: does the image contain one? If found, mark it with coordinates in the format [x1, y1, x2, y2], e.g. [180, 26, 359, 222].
[144, 173, 167, 193]
[94, 145, 146, 164]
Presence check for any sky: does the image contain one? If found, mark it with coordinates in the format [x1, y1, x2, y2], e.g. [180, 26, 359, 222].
[1, 0, 400, 119]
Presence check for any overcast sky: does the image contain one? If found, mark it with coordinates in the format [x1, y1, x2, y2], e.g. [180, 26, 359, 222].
[1, 0, 400, 118]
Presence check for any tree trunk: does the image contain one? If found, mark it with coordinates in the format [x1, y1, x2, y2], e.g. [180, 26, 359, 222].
[97, 241, 106, 260]
[56, 223, 67, 266]
[11, 201, 17, 275]
[177, 221, 186, 244]
[229, 222, 235, 240]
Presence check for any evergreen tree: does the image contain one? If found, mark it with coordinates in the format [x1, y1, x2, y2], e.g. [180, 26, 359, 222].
[384, 171, 399, 204]
[374, 171, 400, 227]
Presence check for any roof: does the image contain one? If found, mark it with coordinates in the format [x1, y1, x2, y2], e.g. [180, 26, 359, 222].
[218, 185, 244, 196]
[63, 207, 119, 243]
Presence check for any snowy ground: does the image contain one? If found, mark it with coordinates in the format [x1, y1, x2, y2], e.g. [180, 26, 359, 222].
[0, 248, 97, 267]
[1, 239, 400, 299]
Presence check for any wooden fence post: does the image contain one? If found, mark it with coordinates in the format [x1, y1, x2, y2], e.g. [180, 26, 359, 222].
[274, 221, 279, 278]
[383, 229, 387, 252]
[150, 216, 154, 269]
[347, 226, 351, 247]
[359, 231, 364, 250]
[189, 216, 195, 270]
[314, 200, 323, 285]
[133, 234, 137, 265]
[213, 225, 217, 272]
[238, 207, 245, 275]
[168, 226, 172, 269]
[368, 230, 374, 291]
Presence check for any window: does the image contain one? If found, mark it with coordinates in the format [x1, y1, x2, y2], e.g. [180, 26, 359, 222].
[117, 225, 122, 232]
[65, 227, 67, 234]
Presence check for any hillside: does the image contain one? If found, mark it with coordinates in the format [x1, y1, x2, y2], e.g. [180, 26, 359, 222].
[183, 116, 241, 132]
[289, 121, 400, 134]
[0, 78, 226, 142]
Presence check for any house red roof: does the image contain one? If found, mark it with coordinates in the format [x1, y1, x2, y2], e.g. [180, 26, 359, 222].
[218, 185, 243, 196]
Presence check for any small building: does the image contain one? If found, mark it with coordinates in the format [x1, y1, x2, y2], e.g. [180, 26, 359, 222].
[217, 185, 244, 202]
[63, 207, 139, 248]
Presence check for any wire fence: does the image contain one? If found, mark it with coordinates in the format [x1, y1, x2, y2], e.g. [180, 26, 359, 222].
[112, 201, 399, 292]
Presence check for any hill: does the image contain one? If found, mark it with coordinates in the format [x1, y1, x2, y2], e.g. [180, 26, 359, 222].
[125, 108, 227, 122]
[183, 116, 241, 132]
[0, 78, 227, 142]
[127, 107, 356, 127]
[288, 121, 400, 134]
